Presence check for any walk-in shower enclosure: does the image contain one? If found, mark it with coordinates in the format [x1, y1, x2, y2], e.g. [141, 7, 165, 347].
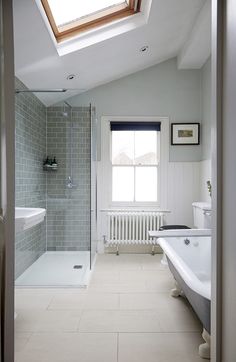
[15, 78, 97, 286]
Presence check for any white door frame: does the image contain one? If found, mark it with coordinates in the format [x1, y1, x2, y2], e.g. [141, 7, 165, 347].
[0, 0, 229, 361]
[0, 0, 15, 360]
[213, 0, 236, 361]
[211, 0, 224, 361]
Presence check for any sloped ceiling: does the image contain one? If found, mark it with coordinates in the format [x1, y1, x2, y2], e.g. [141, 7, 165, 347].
[13, 0, 207, 106]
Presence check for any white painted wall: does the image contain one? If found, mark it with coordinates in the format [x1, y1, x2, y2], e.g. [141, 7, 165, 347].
[69, 58, 202, 162]
[201, 57, 212, 160]
[200, 57, 212, 203]
[67, 57, 211, 251]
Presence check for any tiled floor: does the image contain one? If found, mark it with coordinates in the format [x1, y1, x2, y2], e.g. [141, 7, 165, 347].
[15, 254, 204, 362]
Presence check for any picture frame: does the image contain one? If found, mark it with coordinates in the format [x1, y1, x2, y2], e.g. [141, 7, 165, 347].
[171, 123, 200, 145]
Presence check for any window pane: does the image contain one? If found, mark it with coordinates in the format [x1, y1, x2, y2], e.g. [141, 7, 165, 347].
[112, 167, 134, 201]
[134, 131, 159, 165]
[47, 0, 126, 27]
[135, 167, 157, 202]
[112, 131, 134, 165]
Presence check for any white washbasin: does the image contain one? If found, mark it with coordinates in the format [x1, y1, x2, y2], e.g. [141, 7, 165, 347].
[15, 207, 46, 233]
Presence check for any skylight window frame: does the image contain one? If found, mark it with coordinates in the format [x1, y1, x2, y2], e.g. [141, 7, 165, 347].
[41, 0, 142, 43]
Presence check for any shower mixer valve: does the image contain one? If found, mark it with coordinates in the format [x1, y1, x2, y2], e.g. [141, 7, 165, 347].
[67, 176, 77, 189]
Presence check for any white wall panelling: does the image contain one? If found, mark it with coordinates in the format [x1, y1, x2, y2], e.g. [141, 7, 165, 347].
[96, 115, 201, 251]
[97, 160, 201, 252]
[199, 159, 211, 203]
[166, 162, 201, 227]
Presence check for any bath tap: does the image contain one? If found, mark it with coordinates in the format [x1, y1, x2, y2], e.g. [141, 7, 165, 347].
[206, 180, 212, 197]
[184, 238, 190, 245]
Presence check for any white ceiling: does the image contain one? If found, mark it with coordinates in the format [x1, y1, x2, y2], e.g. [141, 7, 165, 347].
[13, 0, 208, 106]
[178, 0, 211, 69]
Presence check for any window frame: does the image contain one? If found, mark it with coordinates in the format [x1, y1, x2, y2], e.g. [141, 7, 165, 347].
[111, 130, 160, 203]
[41, 0, 142, 42]
[101, 116, 169, 209]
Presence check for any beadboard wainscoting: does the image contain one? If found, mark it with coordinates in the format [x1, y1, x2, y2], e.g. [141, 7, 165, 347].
[199, 159, 211, 203]
[97, 161, 201, 253]
[166, 162, 201, 227]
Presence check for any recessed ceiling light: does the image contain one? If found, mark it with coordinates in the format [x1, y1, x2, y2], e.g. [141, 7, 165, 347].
[67, 74, 76, 80]
[140, 45, 149, 53]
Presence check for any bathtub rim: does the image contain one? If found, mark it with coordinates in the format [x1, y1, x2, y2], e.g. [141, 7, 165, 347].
[158, 237, 211, 301]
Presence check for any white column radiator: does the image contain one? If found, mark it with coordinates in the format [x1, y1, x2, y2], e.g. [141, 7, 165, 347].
[106, 211, 165, 246]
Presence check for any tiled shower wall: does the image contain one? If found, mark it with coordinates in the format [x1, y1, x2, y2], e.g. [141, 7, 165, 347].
[46, 107, 91, 251]
[15, 80, 91, 277]
[15, 78, 46, 278]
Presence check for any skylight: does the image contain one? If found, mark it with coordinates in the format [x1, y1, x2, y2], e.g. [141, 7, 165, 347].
[41, 0, 141, 42]
[47, 0, 127, 27]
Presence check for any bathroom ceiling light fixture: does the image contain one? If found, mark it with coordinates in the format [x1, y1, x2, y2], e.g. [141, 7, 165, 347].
[140, 45, 149, 53]
[66, 74, 76, 80]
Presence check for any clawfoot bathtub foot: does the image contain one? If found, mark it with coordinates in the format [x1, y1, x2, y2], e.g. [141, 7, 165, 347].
[171, 280, 182, 297]
[199, 328, 211, 359]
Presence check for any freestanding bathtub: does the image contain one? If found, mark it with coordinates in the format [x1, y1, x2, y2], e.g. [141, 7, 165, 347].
[158, 235, 211, 359]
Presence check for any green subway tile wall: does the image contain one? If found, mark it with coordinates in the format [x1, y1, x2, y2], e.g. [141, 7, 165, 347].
[15, 80, 91, 277]
[46, 107, 91, 251]
[15, 77, 47, 277]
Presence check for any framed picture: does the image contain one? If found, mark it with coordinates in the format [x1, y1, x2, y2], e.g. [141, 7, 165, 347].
[171, 123, 200, 145]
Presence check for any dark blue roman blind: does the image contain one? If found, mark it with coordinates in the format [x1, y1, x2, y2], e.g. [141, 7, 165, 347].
[110, 121, 161, 131]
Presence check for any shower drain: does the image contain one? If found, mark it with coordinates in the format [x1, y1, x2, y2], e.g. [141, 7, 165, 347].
[73, 265, 83, 269]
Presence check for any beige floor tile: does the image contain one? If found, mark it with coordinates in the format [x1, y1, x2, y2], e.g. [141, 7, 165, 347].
[47, 293, 87, 310]
[158, 303, 202, 332]
[15, 254, 205, 362]
[15, 290, 54, 310]
[78, 310, 162, 333]
[96, 254, 142, 264]
[15, 332, 117, 362]
[118, 270, 172, 284]
[15, 309, 82, 332]
[95, 254, 143, 271]
[95, 254, 117, 263]
[75, 332, 117, 362]
[141, 254, 169, 270]
[120, 292, 184, 310]
[119, 270, 174, 292]
[15, 333, 32, 353]
[88, 282, 148, 294]
[145, 273, 175, 293]
[118, 332, 203, 362]
[78, 310, 116, 333]
[90, 271, 120, 284]
[48, 292, 119, 310]
[83, 293, 120, 310]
